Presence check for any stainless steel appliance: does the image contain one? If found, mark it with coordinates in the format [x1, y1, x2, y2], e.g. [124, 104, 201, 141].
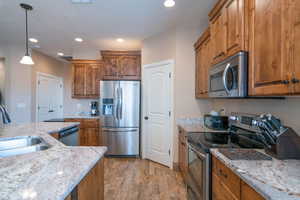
[187, 114, 266, 200]
[208, 51, 248, 98]
[90, 101, 99, 116]
[100, 80, 140, 156]
[59, 125, 79, 146]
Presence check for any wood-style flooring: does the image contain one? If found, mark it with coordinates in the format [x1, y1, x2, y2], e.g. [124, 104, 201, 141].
[104, 158, 187, 200]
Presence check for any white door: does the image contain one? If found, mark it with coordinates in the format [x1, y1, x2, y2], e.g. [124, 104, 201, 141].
[143, 60, 174, 167]
[37, 73, 63, 122]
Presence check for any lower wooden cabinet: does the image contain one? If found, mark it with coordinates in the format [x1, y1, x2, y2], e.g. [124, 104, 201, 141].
[64, 118, 102, 146]
[178, 127, 188, 182]
[65, 159, 104, 200]
[212, 155, 265, 200]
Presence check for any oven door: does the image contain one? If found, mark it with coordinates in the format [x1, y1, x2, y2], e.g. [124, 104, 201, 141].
[187, 144, 210, 200]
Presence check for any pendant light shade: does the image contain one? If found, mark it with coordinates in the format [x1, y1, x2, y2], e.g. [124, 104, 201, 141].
[20, 3, 34, 65]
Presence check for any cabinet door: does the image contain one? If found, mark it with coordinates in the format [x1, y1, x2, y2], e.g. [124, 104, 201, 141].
[212, 173, 239, 200]
[80, 128, 100, 146]
[195, 47, 204, 97]
[289, 0, 300, 94]
[211, 11, 227, 64]
[73, 64, 86, 97]
[225, 0, 245, 56]
[102, 56, 119, 80]
[249, 0, 291, 95]
[118, 56, 141, 80]
[86, 64, 101, 98]
[78, 159, 104, 200]
[241, 181, 265, 200]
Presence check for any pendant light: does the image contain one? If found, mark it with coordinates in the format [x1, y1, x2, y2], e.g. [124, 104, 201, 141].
[20, 3, 34, 65]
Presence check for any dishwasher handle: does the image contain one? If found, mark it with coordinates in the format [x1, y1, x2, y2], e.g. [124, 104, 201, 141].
[59, 126, 79, 138]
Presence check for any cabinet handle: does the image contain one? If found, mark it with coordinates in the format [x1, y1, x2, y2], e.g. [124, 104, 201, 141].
[213, 52, 225, 60]
[281, 80, 290, 85]
[291, 78, 300, 84]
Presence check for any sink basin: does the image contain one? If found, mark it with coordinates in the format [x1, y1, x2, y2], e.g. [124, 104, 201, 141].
[0, 136, 43, 151]
[0, 145, 49, 158]
[0, 136, 50, 158]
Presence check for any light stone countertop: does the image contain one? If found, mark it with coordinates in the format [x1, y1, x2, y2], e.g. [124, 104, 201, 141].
[211, 149, 300, 200]
[63, 114, 100, 119]
[176, 117, 205, 132]
[0, 122, 107, 200]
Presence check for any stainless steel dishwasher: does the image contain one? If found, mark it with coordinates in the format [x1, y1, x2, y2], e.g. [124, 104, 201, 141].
[58, 126, 79, 146]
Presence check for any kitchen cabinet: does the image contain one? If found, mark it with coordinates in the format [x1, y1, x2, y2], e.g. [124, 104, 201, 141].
[65, 159, 104, 200]
[178, 127, 188, 182]
[101, 51, 141, 80]
[212, 155, 265, 200]
[72, 60, 103, 99]
[248, 0, 300, 96]
[194, 28, 211, 98]
[209, 0, 246, 64]
[64, 118, 102, 146]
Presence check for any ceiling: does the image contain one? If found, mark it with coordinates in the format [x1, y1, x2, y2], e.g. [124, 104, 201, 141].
[0, 0, 216, 58]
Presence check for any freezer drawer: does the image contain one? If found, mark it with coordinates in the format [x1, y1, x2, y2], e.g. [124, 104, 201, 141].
[103, 128, 139, 156]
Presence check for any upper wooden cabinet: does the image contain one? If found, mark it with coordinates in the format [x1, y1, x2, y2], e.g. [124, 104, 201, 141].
[248, 0, 300, 96]
[72, 60, 103, 99]
[194, 28, 212, 98]
[101, 51, 141, 80]
[209, 0, 246, 64]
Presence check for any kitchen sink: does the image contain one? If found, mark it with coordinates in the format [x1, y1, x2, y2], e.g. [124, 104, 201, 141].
[0, 145, 50, 158]
[0, 136, 50, 158]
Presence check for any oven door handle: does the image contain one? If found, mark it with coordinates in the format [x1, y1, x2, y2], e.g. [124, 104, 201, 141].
[188, 144, 207, 160]
[223, 63, 231, 94]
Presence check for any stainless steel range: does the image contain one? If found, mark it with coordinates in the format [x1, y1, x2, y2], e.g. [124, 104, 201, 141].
[186, 113, 266, 200]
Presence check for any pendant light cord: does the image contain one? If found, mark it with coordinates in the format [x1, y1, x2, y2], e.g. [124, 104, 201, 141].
[25, 9, 29, 56]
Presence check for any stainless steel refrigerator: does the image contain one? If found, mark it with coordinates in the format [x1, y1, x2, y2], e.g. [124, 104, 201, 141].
[99, 80, 140, 156]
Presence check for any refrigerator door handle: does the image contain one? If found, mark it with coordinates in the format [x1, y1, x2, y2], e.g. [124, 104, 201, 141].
[102, 128, 138, 132]
[116, 87, 120, 120]
[120, 88, 123, 119]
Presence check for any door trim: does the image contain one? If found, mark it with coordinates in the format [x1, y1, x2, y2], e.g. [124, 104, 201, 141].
[36, 72, 64, 122]
[141, 59, 175, 169]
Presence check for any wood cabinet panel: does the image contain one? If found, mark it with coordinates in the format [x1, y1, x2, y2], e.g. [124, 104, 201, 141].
[289, 0, 300, 94]
[210, 11, 227, 64]
[119, 56, 141, 79]
[101, 51, 141, 80]
[178, 128, 188, 182]
[241, 181, 265, 200]
[64, 118, 101, 146]
[195, 28, 211, 98]
[248, 0, 291, 95]
[212, 155, 265, 200]
[78, 159, 104, 200]
[85, 64, 101, 97]
[72, 60, 103, 99]
[73, 64, 86, 97]
[225, 0, 245, 56]
[212, 172, 239, 200]
[51, 132, 59, 140]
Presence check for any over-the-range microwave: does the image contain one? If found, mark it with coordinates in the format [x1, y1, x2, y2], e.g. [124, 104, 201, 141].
[208, 51, 248, 98]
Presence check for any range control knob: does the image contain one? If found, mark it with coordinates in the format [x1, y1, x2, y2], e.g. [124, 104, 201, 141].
[229, 116, 238, 121]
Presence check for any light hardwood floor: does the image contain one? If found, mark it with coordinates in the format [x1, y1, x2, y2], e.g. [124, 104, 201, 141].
[104, 158, 187, 200]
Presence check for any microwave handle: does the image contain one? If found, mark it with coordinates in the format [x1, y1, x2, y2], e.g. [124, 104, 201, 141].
[223, 63, 231, 94]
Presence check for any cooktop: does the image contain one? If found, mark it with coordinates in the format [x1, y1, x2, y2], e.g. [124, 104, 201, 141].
[188, 130, 265, 153]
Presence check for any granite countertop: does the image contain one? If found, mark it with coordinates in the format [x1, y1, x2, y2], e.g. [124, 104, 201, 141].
[211, 149, 300, 200]
[0, 122, 107, 200]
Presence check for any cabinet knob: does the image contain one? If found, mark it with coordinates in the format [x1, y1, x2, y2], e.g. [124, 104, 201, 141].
[291, 78, 300, 84]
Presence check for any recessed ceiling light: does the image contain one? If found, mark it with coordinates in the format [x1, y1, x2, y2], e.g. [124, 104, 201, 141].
[75, 37, 83, 42]
[116, 38, 124, 43]
[29, 38, 38, 43]
[57, 52, 64, 56]
[164, 0, 175, 7]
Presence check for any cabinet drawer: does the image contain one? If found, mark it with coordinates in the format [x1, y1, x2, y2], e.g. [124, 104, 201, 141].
[212, 156, 240, 199]
[81, 119, 99, 128]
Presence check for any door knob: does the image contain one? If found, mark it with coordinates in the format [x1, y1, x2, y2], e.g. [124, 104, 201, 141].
[144, 116, 149, 120]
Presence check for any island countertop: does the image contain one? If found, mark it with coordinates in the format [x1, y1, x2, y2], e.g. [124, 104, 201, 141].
[211, 149, 300, 200]
[0, 122, 107, 200]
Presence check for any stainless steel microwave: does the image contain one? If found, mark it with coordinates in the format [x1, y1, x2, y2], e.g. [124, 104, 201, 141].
[208, 51, 248, 98]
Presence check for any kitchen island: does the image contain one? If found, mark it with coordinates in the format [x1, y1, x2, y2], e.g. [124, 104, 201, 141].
[0, 122, 106, 200]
